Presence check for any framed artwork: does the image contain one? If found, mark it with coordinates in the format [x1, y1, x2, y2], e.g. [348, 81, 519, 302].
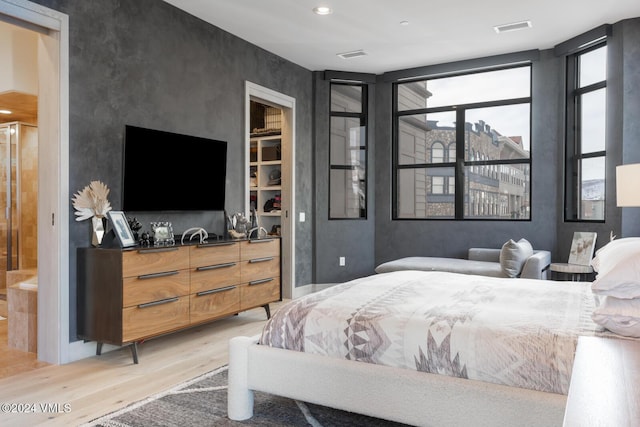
[107, 211, 137, 247]
[568, 232, 597, 266]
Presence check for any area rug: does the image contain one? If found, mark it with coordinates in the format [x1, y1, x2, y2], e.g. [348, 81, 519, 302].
[83, 365, 409, 427]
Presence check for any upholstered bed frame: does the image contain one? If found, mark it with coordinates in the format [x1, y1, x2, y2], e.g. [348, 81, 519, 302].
[228, 335, 567, 426]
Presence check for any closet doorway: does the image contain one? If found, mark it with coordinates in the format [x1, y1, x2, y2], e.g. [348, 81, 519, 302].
[245, 82, 296, 299]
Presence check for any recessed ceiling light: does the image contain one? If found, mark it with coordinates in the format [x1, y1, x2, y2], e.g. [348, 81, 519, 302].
[400, 20, 409, 26]
[0, 110, 11, 114]
[493, 20, 532, 34]
[313, 6, 333, 15]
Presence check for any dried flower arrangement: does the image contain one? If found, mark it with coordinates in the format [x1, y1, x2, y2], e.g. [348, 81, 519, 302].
[72, 180, 113, 246]
[72, 180, 112, 221]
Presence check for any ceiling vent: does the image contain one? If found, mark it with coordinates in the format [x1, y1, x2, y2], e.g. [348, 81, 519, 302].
[337, 49, 367, 59]
[494, 20, 532, 34]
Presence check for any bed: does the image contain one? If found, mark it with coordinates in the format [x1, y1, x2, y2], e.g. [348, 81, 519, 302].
[227, 267, 626, 426]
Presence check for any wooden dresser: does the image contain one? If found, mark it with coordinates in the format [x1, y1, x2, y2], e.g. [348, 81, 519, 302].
[77, 238, 280, 363]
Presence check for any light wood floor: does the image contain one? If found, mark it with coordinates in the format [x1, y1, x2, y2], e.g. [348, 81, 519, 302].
[0, 301, 285, 427]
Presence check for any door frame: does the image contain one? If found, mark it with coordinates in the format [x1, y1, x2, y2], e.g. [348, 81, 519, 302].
[0, 0, 69, 364]
[245, 82, 295, 299]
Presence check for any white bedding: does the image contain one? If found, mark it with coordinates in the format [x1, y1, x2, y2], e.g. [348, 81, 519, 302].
[260, 270, 607, 395]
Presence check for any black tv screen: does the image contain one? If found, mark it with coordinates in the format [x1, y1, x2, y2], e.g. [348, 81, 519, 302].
[122, 125, 227, 212]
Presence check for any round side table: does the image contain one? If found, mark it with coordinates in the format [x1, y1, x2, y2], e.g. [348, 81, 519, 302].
[549, 263, 594, 281]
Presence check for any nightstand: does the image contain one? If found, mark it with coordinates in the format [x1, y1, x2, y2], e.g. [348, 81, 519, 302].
[549, 263, 594, 281]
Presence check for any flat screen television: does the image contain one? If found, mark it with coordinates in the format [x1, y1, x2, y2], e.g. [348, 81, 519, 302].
[122, 125, 227, 212]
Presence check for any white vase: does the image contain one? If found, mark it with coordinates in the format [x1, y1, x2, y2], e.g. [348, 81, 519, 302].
[92, 216, 105, 246]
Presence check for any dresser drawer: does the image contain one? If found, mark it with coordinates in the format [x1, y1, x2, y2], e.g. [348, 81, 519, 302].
[190, 242, 240, 268]
[123, 270, 190, 307]
[122, 246, 189, 278]
[190, 262, 240, 294]
[240, 256, 280, 283]
[240, 239, 279, 260]
[190, 285, 240, 324]
[240, 277, 280, 311]
[122, 295, 190, 342]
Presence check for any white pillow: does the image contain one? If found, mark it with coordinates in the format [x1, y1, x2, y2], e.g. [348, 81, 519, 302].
[500, 238, 534, 278]
[591, 237, 640, 274]
[592, 296, 640, 338]
[591, 254, 640, 298]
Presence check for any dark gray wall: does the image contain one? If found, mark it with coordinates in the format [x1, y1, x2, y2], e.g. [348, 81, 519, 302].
[619, 18, 640, 238]
[33, 0, 314, 340]
[557, 18, 640, 258]
[313, 72, 376, 283]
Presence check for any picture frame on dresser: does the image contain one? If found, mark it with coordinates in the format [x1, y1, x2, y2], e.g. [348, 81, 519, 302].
[107, 211, 137, 247]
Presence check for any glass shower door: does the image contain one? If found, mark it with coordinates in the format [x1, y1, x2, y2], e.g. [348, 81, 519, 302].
[0, 124, 19, 288]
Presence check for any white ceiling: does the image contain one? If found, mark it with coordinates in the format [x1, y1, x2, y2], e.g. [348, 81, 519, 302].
[164, 0, 640, 74]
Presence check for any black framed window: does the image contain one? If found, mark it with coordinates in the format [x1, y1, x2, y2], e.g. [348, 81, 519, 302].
[564, 42, 607, 221]
[393, 64, 532, 220]
[330, 82, 367, 219]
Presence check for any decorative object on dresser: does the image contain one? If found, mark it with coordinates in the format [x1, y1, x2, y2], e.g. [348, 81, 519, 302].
[106, 211, 137, 248]
[77, 238, 281, 364]
[150, 221, 175, 246]
[181, 227, 209, 245]
[71, 180, 112, 246]
[227, 212, 250, 239]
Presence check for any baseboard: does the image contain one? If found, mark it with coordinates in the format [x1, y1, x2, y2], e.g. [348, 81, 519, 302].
[67, 339, 119, 363]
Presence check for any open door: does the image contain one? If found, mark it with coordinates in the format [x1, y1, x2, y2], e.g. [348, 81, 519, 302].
[245, 82, 295, 299]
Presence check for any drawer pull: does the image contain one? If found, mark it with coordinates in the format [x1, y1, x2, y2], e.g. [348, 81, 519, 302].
[197, 242, 236, 248]
[249, 278, 274, 286]
[249, 257, 274, 263]
[138, 297, 179, 308]
[138, 247, 179, 254]
[248, 239, 274, 244]
[196, 285, 237, 296]
[137, 270, 179, 280]
[196, 262, 237, 271]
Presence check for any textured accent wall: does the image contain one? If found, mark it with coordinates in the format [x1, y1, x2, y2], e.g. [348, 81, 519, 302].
[313, 73, 376, 283]
[32, 0, 313, 341]
[557, 18, 640, 258]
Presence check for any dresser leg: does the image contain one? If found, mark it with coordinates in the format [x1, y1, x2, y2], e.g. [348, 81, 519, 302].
[262, 304, 271, 319]
[130, 342, 139, 364]
[96, 342, 103, 356]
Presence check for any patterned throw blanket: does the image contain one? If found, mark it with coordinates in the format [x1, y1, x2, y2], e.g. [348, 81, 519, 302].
[260, 270, 605, 395]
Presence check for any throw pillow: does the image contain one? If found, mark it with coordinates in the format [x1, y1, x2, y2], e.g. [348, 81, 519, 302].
[500, 238, 534, 278]
[591, 254, 640, 298]
[592, 296, 640, 338]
